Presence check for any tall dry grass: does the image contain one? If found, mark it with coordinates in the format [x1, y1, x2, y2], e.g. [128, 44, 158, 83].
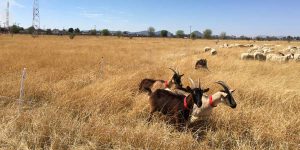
[0, 35, 299, 149]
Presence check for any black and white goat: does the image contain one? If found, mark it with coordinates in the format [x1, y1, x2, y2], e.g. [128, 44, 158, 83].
[190, 81, 237, 123]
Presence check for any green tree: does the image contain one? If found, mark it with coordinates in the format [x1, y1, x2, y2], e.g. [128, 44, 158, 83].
[160, 30, 168, 37]
[191, 31, 198, 39]
[10, 25, 21, 34]
[220, 32, 226, 39]
[148, 26, 155, 37]
[68, 28, 74, 33]
[203, 29, 213, 39]
[176, 30, 185, 38]
[74, 28, 80, 34]
[90, 29, 97, 35]
[27, 26, 35, 34]
[46, 29, 52, 35]
[101, 29, 110, 36]
[116, 31, 122, 37]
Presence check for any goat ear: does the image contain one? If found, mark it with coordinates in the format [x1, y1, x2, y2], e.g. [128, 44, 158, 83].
[186, 86, 192, 92]
[230, 89, 236, 93]
[180, 74, 184, 77]
[221, 92, 228, 98]
[203, 88, 210, 93]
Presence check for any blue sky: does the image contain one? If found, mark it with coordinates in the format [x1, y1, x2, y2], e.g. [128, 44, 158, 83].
[1, 0, 300, 36]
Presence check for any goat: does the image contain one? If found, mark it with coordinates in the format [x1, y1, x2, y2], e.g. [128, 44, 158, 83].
[139, 68, 184, 95]
[241, 53, 254, 60]
[195, 59, 209, 70]
[190, 81, 237, 123]
[254, 52, 266, 61]
[147, 79, 209, 128]
[211, 49, 217, 55]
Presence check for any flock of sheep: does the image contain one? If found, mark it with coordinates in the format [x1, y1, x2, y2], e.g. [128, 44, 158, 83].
[241, 45, 300, 62]
[139, 69, 237, 130]
[203, 43, 300, 63]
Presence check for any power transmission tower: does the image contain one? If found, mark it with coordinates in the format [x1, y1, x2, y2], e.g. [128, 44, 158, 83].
[6, 0, 10, 29]
[32, 0, 40, 36]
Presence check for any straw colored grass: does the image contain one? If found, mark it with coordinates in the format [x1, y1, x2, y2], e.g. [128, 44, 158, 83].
[0, 35, 299, 149]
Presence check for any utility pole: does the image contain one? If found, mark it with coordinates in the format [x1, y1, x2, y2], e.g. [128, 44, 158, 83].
[189, 25, 192, 39]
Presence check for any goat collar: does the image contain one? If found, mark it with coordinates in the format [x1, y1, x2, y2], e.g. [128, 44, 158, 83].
[164, 80, 169, 88]
[184, 97, 189, 110]
[209, 96, 217, 108]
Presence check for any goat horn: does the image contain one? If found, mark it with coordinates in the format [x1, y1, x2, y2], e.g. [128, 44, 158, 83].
[169, 68, 177, 74]
[189, 78, 196, 88]
[215, 81, 230, 93]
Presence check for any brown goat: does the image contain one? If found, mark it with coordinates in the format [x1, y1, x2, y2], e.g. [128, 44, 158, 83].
[139, 68, 184, 95]
[147, 79, 209, 129]
[195, 59, 209, 71]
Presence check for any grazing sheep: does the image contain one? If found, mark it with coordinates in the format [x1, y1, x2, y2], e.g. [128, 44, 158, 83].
[204, 47, 212, 52]
[247, 46, 260, 53]
[241, 53, 255, 60]
[254, 52, 266, 61]
[294, 54, 300, 62]
[147, 79, 209, 129]
[266, 53, 294, 63]
[190, 81, 237, 122]
[262, 47, 273, 54]
[211, 49, 217, 55]
[139, 68, 184, 95]
[220, 43, 229, 48]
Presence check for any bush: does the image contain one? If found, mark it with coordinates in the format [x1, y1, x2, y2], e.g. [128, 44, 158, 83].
[69, 33, 76, 39]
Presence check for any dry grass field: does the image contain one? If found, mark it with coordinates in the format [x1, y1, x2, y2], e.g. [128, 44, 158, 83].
[0, 35, 299, 149]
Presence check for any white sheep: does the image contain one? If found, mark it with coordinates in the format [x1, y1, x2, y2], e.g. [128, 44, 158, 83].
[254, 52, 266, 61]
[294, 54, 300, 62]
[204, 47, 212, 52]
[241, 53, 255, 60]
[266, 53, 294, 63]
[211, 49, 217, 55]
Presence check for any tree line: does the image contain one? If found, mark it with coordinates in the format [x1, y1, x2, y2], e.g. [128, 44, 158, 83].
[1, 25, 300, 41]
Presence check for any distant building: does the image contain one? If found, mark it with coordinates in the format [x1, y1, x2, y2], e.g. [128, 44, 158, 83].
[52, 29, 61, 35]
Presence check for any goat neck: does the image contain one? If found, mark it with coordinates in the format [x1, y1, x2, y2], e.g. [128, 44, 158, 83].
[184, 94, 195, 110]
[208, 91, 226, 107]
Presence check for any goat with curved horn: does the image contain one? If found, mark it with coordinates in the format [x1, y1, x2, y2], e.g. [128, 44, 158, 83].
[215, 81, 237, 108]
[188, 78, 196, 88]
[169, 68, 177, 74]
[190, 81, 237, 123]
